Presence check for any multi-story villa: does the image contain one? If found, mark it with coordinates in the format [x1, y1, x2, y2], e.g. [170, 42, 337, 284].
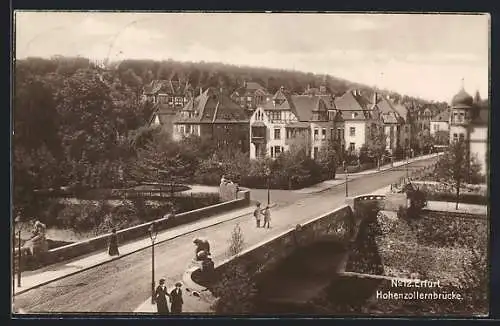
[172, 87, 250, 153]
[144, 75, 196, 134]
[230, 81, 271, 116]
[249, 86, 342, 160]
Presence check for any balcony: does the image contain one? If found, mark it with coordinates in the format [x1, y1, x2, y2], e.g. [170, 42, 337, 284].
[251, 124, 267, 144]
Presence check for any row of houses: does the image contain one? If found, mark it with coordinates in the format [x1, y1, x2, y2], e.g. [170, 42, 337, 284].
[143, 77, 488, 174]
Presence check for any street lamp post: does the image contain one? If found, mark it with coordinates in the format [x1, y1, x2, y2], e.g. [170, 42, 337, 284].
[406, 149, 409, 179]
[149, 222, 158, 304]
[266, 167, 271, 206]
[344, 163, 349, 197]
[15, 215, 22, 288]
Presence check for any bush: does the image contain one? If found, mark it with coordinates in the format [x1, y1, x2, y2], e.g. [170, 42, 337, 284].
[211, 263, 257, 314]
[425, 192, 487, 205]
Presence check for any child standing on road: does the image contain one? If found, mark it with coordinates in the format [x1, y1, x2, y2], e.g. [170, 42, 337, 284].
[253, 202, 262, 228]
[263, 206, 271, 229]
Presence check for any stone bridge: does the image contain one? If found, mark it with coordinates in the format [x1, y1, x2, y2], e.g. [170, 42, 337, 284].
[182, 193, 404, 313]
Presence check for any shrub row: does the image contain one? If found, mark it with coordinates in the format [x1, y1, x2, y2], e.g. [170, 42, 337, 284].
[425, 192, 488, 205]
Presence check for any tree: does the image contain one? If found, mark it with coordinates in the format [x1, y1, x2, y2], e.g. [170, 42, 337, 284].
[317, 140, 338, 179]
[129, 130, 197, 186]
[369, 125, 387, 170]
[227, 223, 245, 257]
[433, 130, 449, 146]
[435, 139, 482, 209]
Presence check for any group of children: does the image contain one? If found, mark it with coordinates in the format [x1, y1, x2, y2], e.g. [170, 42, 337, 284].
[253, 203, 271, 228]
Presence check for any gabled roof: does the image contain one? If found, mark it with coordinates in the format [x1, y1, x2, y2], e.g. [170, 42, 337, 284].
[318, 95, 336, 111]
[290, 95, 326, 122]
[334, 90, 372, 120]
[261, 87, 296, 111]
[431, 109, 450, 122]
[232, 81, 270, 97]
[392, 103, 408, 120]
[148, 102, 177, 125]
[143, 79, 192, 96]
[174, 88, 249, 124]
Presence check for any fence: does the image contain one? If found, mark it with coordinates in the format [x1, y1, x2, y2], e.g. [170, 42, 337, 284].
[390, 162, 437, 193]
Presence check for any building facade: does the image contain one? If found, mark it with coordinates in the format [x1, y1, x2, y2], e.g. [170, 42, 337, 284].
[173, 88, 250, 153]
[145, 76, 196, 135]
[448, 87, 489, 175]
[249, 87, 341, 160]
[230, 81, 271, 116]
[333, 89, 384, 154]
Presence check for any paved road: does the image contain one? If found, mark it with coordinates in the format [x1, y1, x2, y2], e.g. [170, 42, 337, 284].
[15, 157, 437, 313]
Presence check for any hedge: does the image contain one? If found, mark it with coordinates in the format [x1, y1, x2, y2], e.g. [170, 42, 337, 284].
[425, 192, 488, 205]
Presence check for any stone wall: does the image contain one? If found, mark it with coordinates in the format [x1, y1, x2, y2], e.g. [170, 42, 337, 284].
[38, 189, 250, 267]
[184, 204, 361, 299]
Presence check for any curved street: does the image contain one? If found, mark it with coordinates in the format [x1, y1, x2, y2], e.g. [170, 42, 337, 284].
[14, 157, 438, 313]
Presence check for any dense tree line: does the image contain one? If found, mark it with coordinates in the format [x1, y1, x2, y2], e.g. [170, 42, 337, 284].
[13, 56, 438, 220]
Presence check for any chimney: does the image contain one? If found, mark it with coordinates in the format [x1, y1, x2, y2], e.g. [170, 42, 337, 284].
[373, 92, 378, 104]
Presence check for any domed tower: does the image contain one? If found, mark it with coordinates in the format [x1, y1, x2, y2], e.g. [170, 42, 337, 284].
[449, 80, 473, 143]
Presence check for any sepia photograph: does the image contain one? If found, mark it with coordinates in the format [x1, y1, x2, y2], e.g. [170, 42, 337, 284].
[12, 11, 489, 317]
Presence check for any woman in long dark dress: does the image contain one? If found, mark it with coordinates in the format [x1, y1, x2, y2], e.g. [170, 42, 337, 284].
[170, 282, 184, 313]
[155, 279, 170, 314]
[108, 228, 119, 256]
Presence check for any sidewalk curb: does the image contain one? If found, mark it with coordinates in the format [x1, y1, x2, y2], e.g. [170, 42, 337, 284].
[14, 203, 276, 296]
[313, 154, 439, 194]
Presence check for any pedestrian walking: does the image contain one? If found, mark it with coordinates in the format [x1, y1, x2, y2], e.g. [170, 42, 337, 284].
[107, 228, 119, 256]
[170, 282, 184, 313]
[253, 202, 262, 228]
[263, 206, 271, 229]
[155, 278, 170, 314]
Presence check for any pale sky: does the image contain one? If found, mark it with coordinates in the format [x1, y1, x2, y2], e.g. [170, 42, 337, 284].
[14, 11, 489, 102]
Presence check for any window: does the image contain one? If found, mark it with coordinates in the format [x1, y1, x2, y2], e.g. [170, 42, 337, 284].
[274, 128, 281, 140]
[349, 142, 355, 152]
[168, 97, 174, 104]
[314, 129, 319, 140]
[330, 128, 335, 140]
[322, 128, 326, 140]
[270, 146, 274, 158]
[405, 126, 409, 133]
[337, 128, 342, 140]
[459, 112, 465, 123]
[453, 133, 458, 141]
[434, 124, 439, 131]
[459, 133, 465, 141]
[350, 127, 356, 136]
[269, 111, 280, 121]
[247, 96, 252, 102]
[274, 146, 282, 157]
[180, 126, 185, 134]
[313, 147, 319, 159]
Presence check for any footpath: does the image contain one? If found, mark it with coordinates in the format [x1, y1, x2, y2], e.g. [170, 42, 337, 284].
[294, 153, 441, 194]
[12, 154, 439, 299]
[13, 205, 258, 296]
